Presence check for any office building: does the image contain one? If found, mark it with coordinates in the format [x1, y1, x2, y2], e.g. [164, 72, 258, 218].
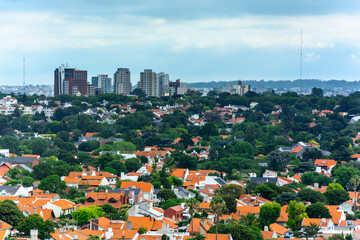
[91, 76, 98, 87]
[97, 75, 112, 94]
[114, 68, 132, 94]
[54, 64, 87, 96]
[156, 72, 169, 97]
[165, 79, 188, 96]
[218, 81, 250, 96]
[138, 69, 157, 97]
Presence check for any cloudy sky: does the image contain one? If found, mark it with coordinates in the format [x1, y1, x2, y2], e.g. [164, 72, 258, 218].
[0, 0, 360, 85]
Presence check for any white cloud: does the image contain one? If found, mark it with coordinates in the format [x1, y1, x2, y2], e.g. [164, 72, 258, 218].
[0, 11, 360, 53]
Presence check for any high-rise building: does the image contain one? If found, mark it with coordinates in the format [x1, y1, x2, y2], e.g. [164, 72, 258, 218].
[54, 64, 87, 96]
[156, 72, 169, 97]
[138, 69, 157, 97]
[91, 76, 98, 87]
[114, 68, 131, 94]
[97, 75, 112, 94]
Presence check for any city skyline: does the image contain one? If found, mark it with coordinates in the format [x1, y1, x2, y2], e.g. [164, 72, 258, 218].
[1, 0, 360, 85]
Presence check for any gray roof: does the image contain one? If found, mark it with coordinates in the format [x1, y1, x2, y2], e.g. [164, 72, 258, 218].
[0, 185, 21, 195]
[0, 157, 37, 164]
[176, 187, 193, 198]
[250, 177, 278, 185]
[214, 177, 227, 185]
[18, 164, 33, 173]
[109, 188, 142, 196]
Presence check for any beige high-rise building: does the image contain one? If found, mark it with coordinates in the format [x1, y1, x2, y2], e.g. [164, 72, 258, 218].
[114, 68, 131, 94]
[138, 69, 156, 97]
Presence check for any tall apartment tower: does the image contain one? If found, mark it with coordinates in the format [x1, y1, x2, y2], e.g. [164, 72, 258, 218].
[138, 69, 157, 97]
[156, 72, 169, 97]
[54, 64, 87, 96]
[114, 68, 131, 94]
[98, 75, 112, 93]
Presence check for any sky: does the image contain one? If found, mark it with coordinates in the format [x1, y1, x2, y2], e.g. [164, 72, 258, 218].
[0, 0, 360, 86]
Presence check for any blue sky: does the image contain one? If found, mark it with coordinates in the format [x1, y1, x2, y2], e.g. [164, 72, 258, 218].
[0, 0, 360, 85]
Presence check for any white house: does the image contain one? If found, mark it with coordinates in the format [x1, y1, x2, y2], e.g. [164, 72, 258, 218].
[262, 170, 278, 178]
[0, 149, 9, 157]
[42, 199, 76, 218]
[0, 186, 29, 197]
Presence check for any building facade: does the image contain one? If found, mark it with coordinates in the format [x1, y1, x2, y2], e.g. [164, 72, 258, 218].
[97, 75, 112, 94]
[114, 68, 132, 94]
[54, 64, 87, 96]
[138, 69, 157, 97]
[156, 72, 169, 97]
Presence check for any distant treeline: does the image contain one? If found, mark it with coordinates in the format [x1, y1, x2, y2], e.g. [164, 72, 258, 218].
[187, 79, 360, 90]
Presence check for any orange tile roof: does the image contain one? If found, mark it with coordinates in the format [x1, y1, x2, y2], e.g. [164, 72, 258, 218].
[302, 218, 330, 227]
[0, 231, 7, 240]
[290, 146, 303, 153]
[0, 220, 12, 230]
[171, 169, 188, 179]
[270, 223, 290, 235]
[261, 231, 275, 240]
[51, 200, 76, 210]
[277, 205, 289, 222]
[231, 206, 261, 220]
[314, 159, 337, 168]
[203, 233, 230, 240]
[63, 177, 80, 184]
[126, 217, 155, 230]
[112, 229, 138, 239]
[120, 181, 153, 193]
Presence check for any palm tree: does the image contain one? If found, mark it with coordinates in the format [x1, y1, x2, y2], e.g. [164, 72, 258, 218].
[185, 198, 200, 236]
[351, 175, 360, 213]
[239, 213, 259, 227]
[210, 196, 227, 240]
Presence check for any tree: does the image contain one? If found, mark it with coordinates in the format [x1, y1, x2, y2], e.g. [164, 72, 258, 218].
[324, 188, 350, 205]
[286, 200, 308, 237]
[258, 202, 281, 228]
[306, 202, 331, 218]
[179, 133, 194, 149]
[131, 88, 146, 98]
[38, 175, 66, 193]
[157, 189, 177, 202]
[328, 234, 346, 240]
[16, 214, 56, 240]
[350, 175, 360, 212]
[72, 206, 104, 225]
[125, 158, 142, 173]
[301, 172, 331, 187]
[267, 150, 291, 171]
[214, 184, 245, 199]
[208, 223, 263, 240]
[333, 166, 360, 190]
[210, 196, 227, 240]
[199, 123, 218, 139]
[184, 198, 200, 236]
[0, 200, 24, 227]
[222, 195, 237, 214]
[274, 192, 300, 206]
[311, 87, 323, 97]
[301, 223, 322, 240]
[254, 185, 278, 200]
[298, 188, 327, 204]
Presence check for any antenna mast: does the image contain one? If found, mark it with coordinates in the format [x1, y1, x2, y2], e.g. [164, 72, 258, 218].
[23, 57, 25, 86]
[300, 29, 303, 92]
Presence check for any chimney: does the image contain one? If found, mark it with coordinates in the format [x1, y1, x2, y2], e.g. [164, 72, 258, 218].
[264, 226, 269, 231]
[73, 235, 78, 240]
[322, 218, 326, 223]
[105, 227, 113, 239]
[30, 229, 38, 240]
[314, 183, 319, 189]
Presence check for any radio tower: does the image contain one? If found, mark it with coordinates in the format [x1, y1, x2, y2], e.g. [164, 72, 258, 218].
[300, 29, 303, 92]
[23, 57, 25, 86]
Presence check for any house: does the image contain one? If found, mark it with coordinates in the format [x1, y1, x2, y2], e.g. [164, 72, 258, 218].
[62, 177, 81, 189]
[187, 218, 214, 234]
[171, 169, 189, 181]
[0, 185, 29, 197]
[80, 176, 110, 187]
[120, 182, 155, 201]
[42, 199, 76, 218]
[127, 201, 163, 219]
[0, 156, 39, 167]
[164, 205, 184, 221]
[0, 162, 13, 174]
[238, 194, 272, 207]
[301, 218, 335, 231]
[0, 220, 12, 240]
[314, 159, 337, 175]
[109, 188, 144, 204]
[84, 192, 129, 209]
[262, 170, 277, 178]
[173, 187, 196, 199]
[199, 176, 227, 188]
[0, 149, 9, 158]
[269, 223, 291, 238]
[261, 230, 278, 240]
